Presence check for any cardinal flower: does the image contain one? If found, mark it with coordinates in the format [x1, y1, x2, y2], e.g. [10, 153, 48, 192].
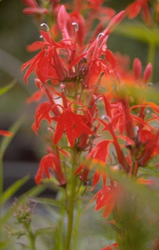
[32, 102, 53, 134]
[126, 0, 151, 24]
[53, 103, 94, 148]
[21, 26, 72, 83]
[90, 185, 122, 218]
[22, 0, 48, 15]
[75, 140, 112, 188]
[35, 148, 66, 186]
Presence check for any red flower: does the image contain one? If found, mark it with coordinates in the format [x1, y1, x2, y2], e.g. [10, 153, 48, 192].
[22, 0, 48, 15]
[90, 185, 121, 218]
[0, 130, 13, 137]
[101, 243, 118, 250]
[75, 140, 112, 188]
[35, 148, 66, 186]
[53, 103, 94, 148]
[126, 0, 151, 24]
[32, 102, 52, 134]
[137, 130, 159, 166]
[100, 116, 128, 171]
[21, 28, 72, 83]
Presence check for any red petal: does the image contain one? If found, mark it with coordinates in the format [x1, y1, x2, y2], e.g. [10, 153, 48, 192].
[32, 102, 52, 134]
[105, 49, 118, 70]
[53, 114, 65, 145]
[27, 41, 45, 51]
[101, 243, 118, 250]
[126, 2, 141, 19]
[23, 7, 48, 15]
[0, 130, 13, 137]
[22, 0, 38, 8]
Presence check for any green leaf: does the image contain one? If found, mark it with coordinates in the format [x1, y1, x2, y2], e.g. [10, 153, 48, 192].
[139, 166, 159, 178]
[26, 197, 66, 209]
[117, 84, 159, 106]
[0, 240, 7, 248]
[34, 227, 55, 238]
[5, 225, 26, 238]
[0, 176, 29, 206]
[115, 22, 159, 46]
[0, 79, 16, 96]
[0, 116, 24, 158]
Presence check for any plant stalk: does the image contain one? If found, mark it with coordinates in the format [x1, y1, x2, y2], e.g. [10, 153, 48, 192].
[147, 42, 155, 81]
[0, 157, 3, 243]
[65, 146, 77, 250]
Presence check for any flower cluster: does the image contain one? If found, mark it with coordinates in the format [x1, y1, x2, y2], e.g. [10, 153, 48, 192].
[22, 0, 159, 249]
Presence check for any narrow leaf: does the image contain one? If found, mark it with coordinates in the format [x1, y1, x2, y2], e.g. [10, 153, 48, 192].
[0, 79, 16, 96]
[26, 197, 65, 209]
[34, 227, 55, 238]
[0, 116, 24, 158]
[0, 176, 29, 206]
[139, 166, 159, 178]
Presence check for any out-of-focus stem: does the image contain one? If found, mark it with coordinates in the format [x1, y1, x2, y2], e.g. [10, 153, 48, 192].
[147, 42, 155, 81]
[24, 222, 36, 250]
[28, 231, 36, 250]
[0, 157, 3, 243]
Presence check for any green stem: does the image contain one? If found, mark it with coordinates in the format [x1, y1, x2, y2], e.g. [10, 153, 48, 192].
[72, 199, 82, 249]
[65, 147, 77, 250]
[0, 157, 3, 245]
[55, 190, 65, 250]
[147, 42, 155, 80]
[28, 232, 36, 250]
[25, 225, 36, 250]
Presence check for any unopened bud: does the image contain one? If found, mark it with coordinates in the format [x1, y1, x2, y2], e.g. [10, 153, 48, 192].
[143, 63, 152, 82]
[133, 58, 142, 80]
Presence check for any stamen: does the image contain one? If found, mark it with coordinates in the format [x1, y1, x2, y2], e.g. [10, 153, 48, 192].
[72, 22, 79, 32]
[134, 126, 139, 135]
[146, 82, 153, 86]
[112, 164, 122, 171]
[97, 33, 104, 40]
[146, 109, 150, 114]
[60, 83, 65, 91]
[101, 115, 111, 123]
[102, 44, 107, 52]
[40, 23, 49, 31]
